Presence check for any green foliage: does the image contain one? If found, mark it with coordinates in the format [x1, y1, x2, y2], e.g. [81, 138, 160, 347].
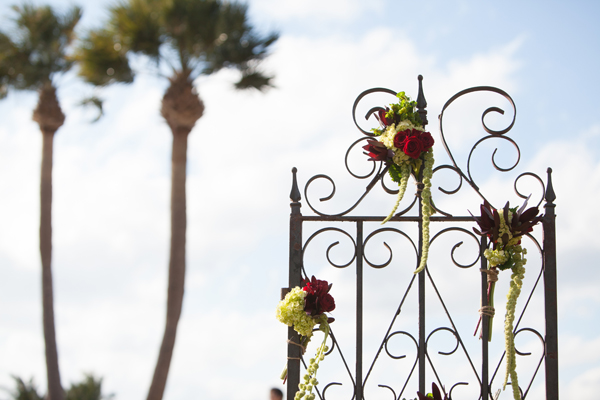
[234, 70, 274, 91]
[0, 4, 81, 95]
[74, 29, 133, 86]
[75, 0, 278, 91]
[110, 0, 163, 59]
[388, 163, 403, 184]
[371, 92, 422, 135]
[4, 374, 113, 400]
[163, 0, 221, 58]
[4, 376, 43, 400]
[79, 96, 104, 121]
[391, 91, 422, 127]
[65, 374, 112, 400]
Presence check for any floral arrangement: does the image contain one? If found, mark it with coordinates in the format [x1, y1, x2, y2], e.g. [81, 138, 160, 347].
[363, 92, 434, 274]
[276, 276, 335, 400]
[471, 198, 542, 400]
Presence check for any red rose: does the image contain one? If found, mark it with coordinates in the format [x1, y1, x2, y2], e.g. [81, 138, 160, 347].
[363, 140, 391, 161]
[403, 135, 423, 159]
[393, 129, 410, 149]
[419, 131, 434, 151]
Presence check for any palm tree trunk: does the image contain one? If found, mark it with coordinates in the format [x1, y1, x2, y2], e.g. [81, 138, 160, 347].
[34, 84, 65, 400]
[40, 128, 64, 400]
[147, 127, 189, 400]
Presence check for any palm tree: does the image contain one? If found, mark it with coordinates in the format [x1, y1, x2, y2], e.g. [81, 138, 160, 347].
[75, 1, 277, 399]
[0, 5, 81, 400]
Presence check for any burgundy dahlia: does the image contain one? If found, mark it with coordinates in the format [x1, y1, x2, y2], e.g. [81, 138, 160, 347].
[302, 276, 335, 316]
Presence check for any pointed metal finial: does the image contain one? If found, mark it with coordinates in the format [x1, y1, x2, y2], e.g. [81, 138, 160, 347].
[290, 167, 301, 202]
[416, 75, 428, 127]
[545, 167, 556, 205]
[290, 167, 302, 215]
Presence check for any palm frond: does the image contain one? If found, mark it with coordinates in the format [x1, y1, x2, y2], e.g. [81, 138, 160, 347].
[203, 2, 278, 77]
[163, 0, 220, 64]
[109, 0, 163, 61]
[0, 4, 82, 92]
[65, 374, 113, 400]
[79, 95, 104, 122]
[5, 376, 44, 400]
[234, 69, 274, 91]
[74, 28, 133, 86]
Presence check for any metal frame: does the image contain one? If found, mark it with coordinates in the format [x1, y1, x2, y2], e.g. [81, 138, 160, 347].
[286, 76, 558, 400]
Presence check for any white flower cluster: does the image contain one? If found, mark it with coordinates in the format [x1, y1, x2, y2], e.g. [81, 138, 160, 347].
[276, 287, 316, 338]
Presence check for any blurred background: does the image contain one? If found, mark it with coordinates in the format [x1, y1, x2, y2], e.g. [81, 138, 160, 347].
[0, 0, 598, 399]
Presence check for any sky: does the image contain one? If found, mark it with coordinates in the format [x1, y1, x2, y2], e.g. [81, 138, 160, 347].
[0, 0, 599, 400]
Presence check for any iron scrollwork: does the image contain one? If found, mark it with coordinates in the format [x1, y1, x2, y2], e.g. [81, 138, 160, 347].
[287, 75, 558, 400]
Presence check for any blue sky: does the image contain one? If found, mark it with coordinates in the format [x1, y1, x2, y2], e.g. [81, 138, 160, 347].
[0, 0, 598, 399]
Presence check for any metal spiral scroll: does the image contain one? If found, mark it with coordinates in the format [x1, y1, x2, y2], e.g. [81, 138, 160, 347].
[304, 87, 419, 217]
[425, 327, 470, 400]
[437, 86, 527, 210]
[429, 227, 481, 269]
[302, 227, 357, 269]
[363, 228, 418, 269]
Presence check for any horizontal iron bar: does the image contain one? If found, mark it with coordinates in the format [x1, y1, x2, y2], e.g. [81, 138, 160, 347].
[299, 215, 475, 222]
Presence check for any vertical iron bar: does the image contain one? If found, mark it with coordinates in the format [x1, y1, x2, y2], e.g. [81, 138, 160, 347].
[356, 221, 364, 400]
[543, 168, 558, 400]
[288, 168, 303, 400]
[480, 236, 490, 400]
[418, 189, 425, 395]
[416, 74, 427, 396]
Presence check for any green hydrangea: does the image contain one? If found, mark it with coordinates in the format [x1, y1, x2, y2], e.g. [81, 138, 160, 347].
[483, 248, 510, 267]
[276, 287, 316, 338]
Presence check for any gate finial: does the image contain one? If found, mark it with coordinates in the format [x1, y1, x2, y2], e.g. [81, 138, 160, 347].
[545, 167, 556, 206]
[290, 167, 302, 214]
[417, 75, 428, 127]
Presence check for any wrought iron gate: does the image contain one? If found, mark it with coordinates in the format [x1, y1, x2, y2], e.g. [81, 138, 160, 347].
[285, 76, 558, 400]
